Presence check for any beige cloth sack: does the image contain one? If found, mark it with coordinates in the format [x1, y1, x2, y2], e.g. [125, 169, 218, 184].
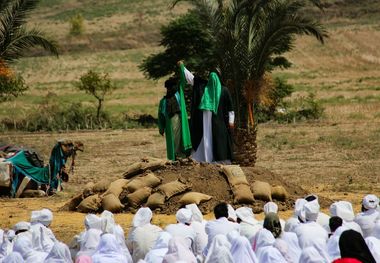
[126, 173, 161, 193]
[233, 184, 255, 204]
[179, 192, 212, 205]
[271, 185, 289, 201]
[77, 194, 102, 213]
[92, 179, 111, 193]
[123, 162, 144, 178]
[146, 192, 166, 209]
[82, 182, 95, 198]
[222, 165, 249, 186]
[158, 180, 190, 199]
[102, 194, 125, 213]
[127, 187, 152, 208]
[103, 179, 129, 198]
[252, 181, 272, 201]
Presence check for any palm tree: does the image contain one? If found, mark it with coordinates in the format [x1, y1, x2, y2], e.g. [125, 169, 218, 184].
[173, 0, 327, 165]
[0, 0, 58, 64]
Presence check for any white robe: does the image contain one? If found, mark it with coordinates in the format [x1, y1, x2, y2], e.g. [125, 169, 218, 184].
[354, 209, 380, 237]
[327, 226, 348, 261]
[298, 246, 329, 263]
[92, 234, 132, 263]
[165, 223, 196, 252]
[127, 224, 162, 262]
[144, 231, 172, 263]
[30, 222, 55, 253]
[279, 231, 301, 263]
[204, 235, 233, 263]
[230, 235, 259, 263]
[253, 229, 287, 263]
[76, 229, 102, 258]
[44, 241, 73, 263]
[2, 252, 25, 263]
[365, 236, 380, 262]
[163, 237, 197, 263]
[294, 221, 328, 249]
[13, 236, 48, 263]
[204, 217, 240, 256]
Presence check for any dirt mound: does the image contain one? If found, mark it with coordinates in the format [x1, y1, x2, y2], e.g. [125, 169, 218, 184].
[62, 158, 328, 214]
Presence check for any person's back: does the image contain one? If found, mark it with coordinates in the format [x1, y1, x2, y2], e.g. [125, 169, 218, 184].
[130, 224, 162, 262]
[295, 221, 328, 248]
[165, 223, 195, 252]
[354, 209, 379, 238]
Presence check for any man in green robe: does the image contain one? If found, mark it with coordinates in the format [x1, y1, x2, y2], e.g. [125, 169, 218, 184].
[158, 77, 192, 160]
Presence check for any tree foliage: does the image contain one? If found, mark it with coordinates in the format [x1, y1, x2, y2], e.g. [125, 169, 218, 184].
[76, 70, 117, 122]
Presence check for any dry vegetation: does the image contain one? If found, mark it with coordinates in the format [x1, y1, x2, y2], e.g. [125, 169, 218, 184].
[0, 0, 379, 242]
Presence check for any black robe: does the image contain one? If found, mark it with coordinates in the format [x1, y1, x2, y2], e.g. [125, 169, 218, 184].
[190, 76, 234, 161]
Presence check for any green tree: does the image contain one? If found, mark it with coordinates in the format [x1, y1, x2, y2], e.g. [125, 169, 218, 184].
[76, 70, 117, 122]
[0, 73, 27, 102]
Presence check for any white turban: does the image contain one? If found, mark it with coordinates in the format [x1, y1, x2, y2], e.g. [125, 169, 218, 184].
[185, 204, 203, 223]
[294, 199, 307, 222]
[100, 210, 116, 234]
[362, 194, 379, 210]
[132, 207, 153, 227]
[31, 208, 53, 226]
[264, 202, 278, 215]
[84, 214, 102, 230]
[330, 201, 355, 222]
[236, 207, 257, 225]
[13, 221, 31, 232]
[176, 208, 193, 224]
[304, 199, 320, 222]
[227, 204, 237, 221]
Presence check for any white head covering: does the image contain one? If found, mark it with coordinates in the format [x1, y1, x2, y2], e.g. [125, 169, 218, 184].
[264, 202, 278, 215]
[2, 252, 25, 263]
[304, 199, 320, 222]
[13, 221, 31, 232]
[92, 233, 130, 263]
[279, 232, 301, 263]
[253, 228, 275, 252]
[84, 214, 102, 230]
[226, 230, 240, 244]
[31, 209, 53, 226]
[365, 236, 380, 263]
[363, 194, 379, 210]
[176, 208, 192, 224]
[254, 229, 286, 263]
[100, 210, 116, 234]
[76, 228, 102, 258]
[44, 241, 73, 263]
[204, 234, 233, 263]
[298, 246, 328, 263]
[132, 208, 153, 227]
[163, 237, 197, 263]
[295, 198, 307, 222]
[236, 207, 257, 225]
[144, 232, 172, 263]
[13, 235, 48, 262]
[185, 204, 204, 223]
[227, 205, 237, 222]
[230, 235, 258, 263]
[330, 201, 355, 222]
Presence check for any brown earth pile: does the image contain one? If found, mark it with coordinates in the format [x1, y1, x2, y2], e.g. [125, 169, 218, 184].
[61, 158, 330, 214]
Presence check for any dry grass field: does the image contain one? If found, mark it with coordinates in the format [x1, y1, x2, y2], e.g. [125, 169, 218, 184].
[0, 0, 379, 242]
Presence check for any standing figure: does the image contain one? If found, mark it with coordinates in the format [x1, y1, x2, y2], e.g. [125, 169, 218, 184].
[158, 77, 192, 160]
[179, 62, 234, 163]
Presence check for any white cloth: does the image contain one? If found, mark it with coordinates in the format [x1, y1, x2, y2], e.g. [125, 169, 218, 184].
[2, 252, 25, 263]
[285, 198, 307, 232]
[185, 204, 204, 224]
[264, 202, 278, 215]
[144, 232, 172, 263]
[354, 209, 380, 237]
[253, 229, 287, 263]
[127, 223, 162, 262]
[204, 217, 240, 255]
[365, 236, 380, 262]
[132, 208, 153, 228]
[13, 221, 31, 232]
[0, 229, 3, 246]
[204, 234, 233, 263]
[298, 246, 329, 263]
[279, 231, 301, 263]
[363, 194, 379, 210]
[327, 226, 348, 260]
[162, 237, 197, 263]
[227, 205, 237, 222]
[228, 112, 235, 125]
[330, 201, 355, 222]
[236, 207, 262, 240]
[185, 204, 208, 258]
[274, 239, 294, 263]
[294, 221, 328, 249]
[30, 222, 55, 253]
[183, 67, 194, 86]
[165, 223, 196, 252]
[230, 235, 258, 263]
[31, 209, 53, 227]
[285, 217, 300, 233]
[13, 236, 48, 263]
[44, 241, 73, 263]
[100, 210, 116, 234]
[92, 233, 132, 263]
[0, 231, 14, 259]
[84, 214, 102, 230]
[316, 212, 331, 230]
[304, 199, 320, 222]
[176, 208, 193, 224]
[372, 220, 380, 239]
[192, 110, 213, 163]
[76, 228, 102, 258]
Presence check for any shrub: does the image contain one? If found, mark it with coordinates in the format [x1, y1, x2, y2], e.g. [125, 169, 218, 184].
[69, 14, 84, 36]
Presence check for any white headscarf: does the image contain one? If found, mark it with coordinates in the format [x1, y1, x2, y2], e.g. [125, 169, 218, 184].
[253, 229, 287, 263]
[144, 231, 172, 263]
[264, 202, 278, 215]
[176, 208, 192, 224]
[279, 231, 301, 263]
[133, 208, 153, 228]
[298, 247, 328, 263]
[365, 236, 380, 262]
[227, 205, 237, 222]
[100, 210, 116, 234]
[0, 230, 15, 258]
[31, 209, 53, 227]
[204, 234, 233, 263]
[84, 214, 102, 230]
[13, 222, 31, 233]
[162, 237, 196, 263]
[230, 235, 258, 263]
[44, 241, 73, 263]
[76, 228, 102, 258]
[363, 194, 379, 210]
[304, 199, 320, 222]
[330, 201, 355, 222]
[2, 252, 25, 263]
[92, 233, 132, 263]
[13, 236, 47, 263]
[185, 204, 204, 223]
[236, 207, 257, 225]
[295, 198, 307, 221]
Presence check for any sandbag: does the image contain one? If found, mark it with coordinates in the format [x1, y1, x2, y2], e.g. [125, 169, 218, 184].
[60, 194, 83, 211]
[127, 187, 152, 208]
[123, 162, 144, 179]
[141, 159, 166, 172]
[82, 182, 95, 198]
[233, 184, 255, 204]
[252, 181, 272, 201]
[102, 194, 125, 213]
[102, 179, 129, 198]
[146, 192, 166, 209]
[158, 180, 190, 199]
[77, 194, 102, 213]
[179, 192, 212, 205]
[126, 172, 161, 193]
[271, 185, 289, 201]
[92, 179, 111, 193]
[20, 189, 46, 198]
[222, 165, 249, 187]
